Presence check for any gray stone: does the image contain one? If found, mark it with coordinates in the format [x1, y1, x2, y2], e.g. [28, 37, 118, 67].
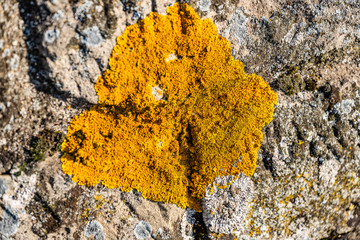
[84, 220, 105, 240]
[134, 220, 152, 239]
[197, 0, 212, 12]
[0, 0, 360, 239]
[203, 173, 254, 234]
[43, 29, 60, 44]
[81, 26, 104, 48]
[0, 206, 19, 237]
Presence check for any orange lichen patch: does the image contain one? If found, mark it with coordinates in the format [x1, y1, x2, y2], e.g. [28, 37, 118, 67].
[61, 3, 278, 212]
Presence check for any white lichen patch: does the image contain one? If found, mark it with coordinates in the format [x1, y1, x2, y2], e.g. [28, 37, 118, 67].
[197, 0, 212, 12]
[9, 55, 19, 70]
[151, 85, 165, 101]
[226, 9, 250, 47]
[319, 159, 341, 186]
[74, 0, 93, 21]
[180, 209, 196, 240]
[81, 26, 104, 48]
[52, 10, 64, 21]
[202, 173, 254, 234]
[134, 220, 152, 240]
[282, 24, 298, 44]
[84, 220, 105, 240]
[334, 99, 355, 118]
[166, 53, 179, 62]
[44, 29, 60, 44]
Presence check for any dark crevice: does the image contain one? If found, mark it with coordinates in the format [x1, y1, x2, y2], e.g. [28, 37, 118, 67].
[124, 201, 137, 215]
[32, 192, 61, 235]
[151, 0, 158, 12]
[261, 121, 280, 178]
[0, 204, 19, 222]
[262, 154, 275, 176]
[34, 192, 61, 224]
[193, 211, 209, 240]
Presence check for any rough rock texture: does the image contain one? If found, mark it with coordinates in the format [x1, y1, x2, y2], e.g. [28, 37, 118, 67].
[203, 173, 254, 234]
[0, 0, 359, 239]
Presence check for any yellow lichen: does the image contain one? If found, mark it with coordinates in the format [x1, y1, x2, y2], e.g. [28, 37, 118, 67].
[61, 3, 278, 212]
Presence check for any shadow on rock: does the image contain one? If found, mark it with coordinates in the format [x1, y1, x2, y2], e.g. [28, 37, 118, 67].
[17, 0, 92, 110]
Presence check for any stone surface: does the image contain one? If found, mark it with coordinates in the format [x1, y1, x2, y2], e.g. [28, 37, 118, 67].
[203, 173, 254, 234]
[0, 0, 359, 239]
[133, 220, 152, 239]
